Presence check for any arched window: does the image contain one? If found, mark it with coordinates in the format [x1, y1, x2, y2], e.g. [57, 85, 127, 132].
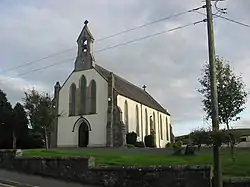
[136, 105, 140, 136]
[166, 117, 169, 141]
[88, 80, 96, 114]
[145, 109, 148, 135]
[160, 115, 163, 140]
[153, 112, 156, 131]
[124, 100, 129, 133]
[80, 75, 87, 114]
[69, 83, 76, 116]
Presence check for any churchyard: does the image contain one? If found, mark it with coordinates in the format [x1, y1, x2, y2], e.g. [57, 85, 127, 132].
[23, 147, 250, 177]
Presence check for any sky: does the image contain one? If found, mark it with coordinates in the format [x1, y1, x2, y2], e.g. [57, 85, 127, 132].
[0, 0, 249, 136]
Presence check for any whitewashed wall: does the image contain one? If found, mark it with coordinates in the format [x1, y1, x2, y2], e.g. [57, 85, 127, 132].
[57, 68, 108, 147]
[117, 94, 171, 148]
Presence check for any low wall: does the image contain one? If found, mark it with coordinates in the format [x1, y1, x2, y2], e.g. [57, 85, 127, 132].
[223, 178, 250, 187]
[87, 165, 211, 187]
[0, 149, 90, 183]
[0, 149, 212, 186]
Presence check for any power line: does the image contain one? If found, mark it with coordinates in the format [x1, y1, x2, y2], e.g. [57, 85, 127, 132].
[195, 10, 250, 28]
[0, 57, 75, 83]
[0, 5, 206, 74]
[218, 15, 250, 28]
[0, 19, 206, 83]
[95, 20, 206, 53]
[97, 5, 206, 42]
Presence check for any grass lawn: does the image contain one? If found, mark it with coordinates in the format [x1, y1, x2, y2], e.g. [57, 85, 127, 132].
[23, 148, 250, 177]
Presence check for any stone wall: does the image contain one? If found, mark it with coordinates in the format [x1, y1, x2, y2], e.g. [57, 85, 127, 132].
[0, 150, 16, 168]
[87, 165, 211, 187]
[0, 150, 212, 187]
[0, 150, 90, 183]
[3, 149, 249, 187]
[223, 178, 250, 187]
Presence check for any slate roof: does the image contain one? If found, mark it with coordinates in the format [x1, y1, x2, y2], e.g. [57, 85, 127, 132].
[94, 64, 170, 115]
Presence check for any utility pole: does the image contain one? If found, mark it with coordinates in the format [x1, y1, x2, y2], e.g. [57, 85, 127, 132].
[205, 0, 222, 187]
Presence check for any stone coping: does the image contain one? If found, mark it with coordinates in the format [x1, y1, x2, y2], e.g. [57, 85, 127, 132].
[89, 165, 211, 171]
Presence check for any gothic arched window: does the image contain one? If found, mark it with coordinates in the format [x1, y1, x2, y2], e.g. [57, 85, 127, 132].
[88, 80, 96, 114]
[69, 83, 76, 116]
[153, 112, 156, 131]
[166, 117, 169, 141]
[136, 105, 140, 136]
[145, 109, 148, 135]
[124, 100, 129, 133]
[160, 115, 163, 140]
[80, 75, 87, 114]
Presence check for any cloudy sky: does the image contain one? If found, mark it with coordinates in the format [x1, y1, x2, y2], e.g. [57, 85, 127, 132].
[0, 0, 249, 136]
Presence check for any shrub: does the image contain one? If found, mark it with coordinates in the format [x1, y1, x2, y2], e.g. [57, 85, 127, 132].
[15, 149, 23, 157]
[165, 143, 172, 148]
[184, 145, 196, 155]
[135, 141, 145, 148]
[144, 135, 156, 148]
[126, 132, 137, 145]
[125, 144, 135, 148]
[172, 141, 183, 155]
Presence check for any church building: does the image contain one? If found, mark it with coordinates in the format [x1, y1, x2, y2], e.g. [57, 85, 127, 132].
[50, 20, 172, 148]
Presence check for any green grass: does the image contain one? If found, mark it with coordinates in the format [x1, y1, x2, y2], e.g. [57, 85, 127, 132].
[23, 148, 250, 177]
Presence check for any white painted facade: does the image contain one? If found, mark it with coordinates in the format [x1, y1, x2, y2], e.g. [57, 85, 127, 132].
[57, 68, 108, 147]
[55, 21, 172, 148]
[117, 95, 171, 148]
[57, 67, 171, 148]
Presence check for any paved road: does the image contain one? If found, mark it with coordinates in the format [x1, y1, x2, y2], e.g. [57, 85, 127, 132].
[0, 169, 101, 187]
[0, 183, 16, 187]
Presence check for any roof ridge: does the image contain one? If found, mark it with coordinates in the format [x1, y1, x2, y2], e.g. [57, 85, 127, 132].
[113, 73, 146, 92]
[94, 63, 170, 115]
[95, 64, 145, 91]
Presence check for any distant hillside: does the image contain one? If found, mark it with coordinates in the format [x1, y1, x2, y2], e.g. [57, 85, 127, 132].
[175, 128, 250, 142]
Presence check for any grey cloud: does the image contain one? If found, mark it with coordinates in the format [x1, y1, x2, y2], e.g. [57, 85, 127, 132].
[0, 0, 249, 135]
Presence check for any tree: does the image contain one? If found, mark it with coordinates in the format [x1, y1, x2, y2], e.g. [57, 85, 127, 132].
[0, 89, 14, 149]
[23, 89, 56, 150]
[198, 56, 247, 161]
[190, 127, 212, 151]
[13, 102, 30, 149]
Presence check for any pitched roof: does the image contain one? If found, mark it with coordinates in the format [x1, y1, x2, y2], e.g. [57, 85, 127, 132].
[94, 64, 170, 115]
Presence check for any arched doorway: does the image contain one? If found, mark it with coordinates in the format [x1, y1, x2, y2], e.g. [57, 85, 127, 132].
[78, 122, 89, 147]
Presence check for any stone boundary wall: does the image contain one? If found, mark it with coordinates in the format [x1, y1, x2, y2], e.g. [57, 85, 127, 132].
[1, 150, 249, 186]
[87, 165, 211, 187]
[223, 178, 250, 187]
[0, 150, 212, 187]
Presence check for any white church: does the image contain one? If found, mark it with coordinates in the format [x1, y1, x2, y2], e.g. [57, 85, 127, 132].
[50, 20, 172, 148]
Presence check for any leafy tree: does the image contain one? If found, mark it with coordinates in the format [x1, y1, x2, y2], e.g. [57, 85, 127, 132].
[0, 89, 13, 148]
[198, 56, 247, 127]
[190, 127, 211, 151]
[23, 89, 56, 150]
[198, 56, 247, 161]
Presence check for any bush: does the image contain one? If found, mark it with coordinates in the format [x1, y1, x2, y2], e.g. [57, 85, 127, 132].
[15, 149, 23, 157]
[184, 145, 196, 155]
[126, 132, 137, 145]
[125, 144, 135, 148]
[144, 135, 156, 148]
[165, 143, 172, 148]
[172, 141, 183, 155]
[135, 141, 145, 148]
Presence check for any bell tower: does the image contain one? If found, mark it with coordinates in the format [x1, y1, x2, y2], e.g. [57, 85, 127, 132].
[75, 20, 95, 71]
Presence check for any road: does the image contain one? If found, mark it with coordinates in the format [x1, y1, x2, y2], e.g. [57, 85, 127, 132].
[0, 183, 17, 187]
[0, 169, 101, 187]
